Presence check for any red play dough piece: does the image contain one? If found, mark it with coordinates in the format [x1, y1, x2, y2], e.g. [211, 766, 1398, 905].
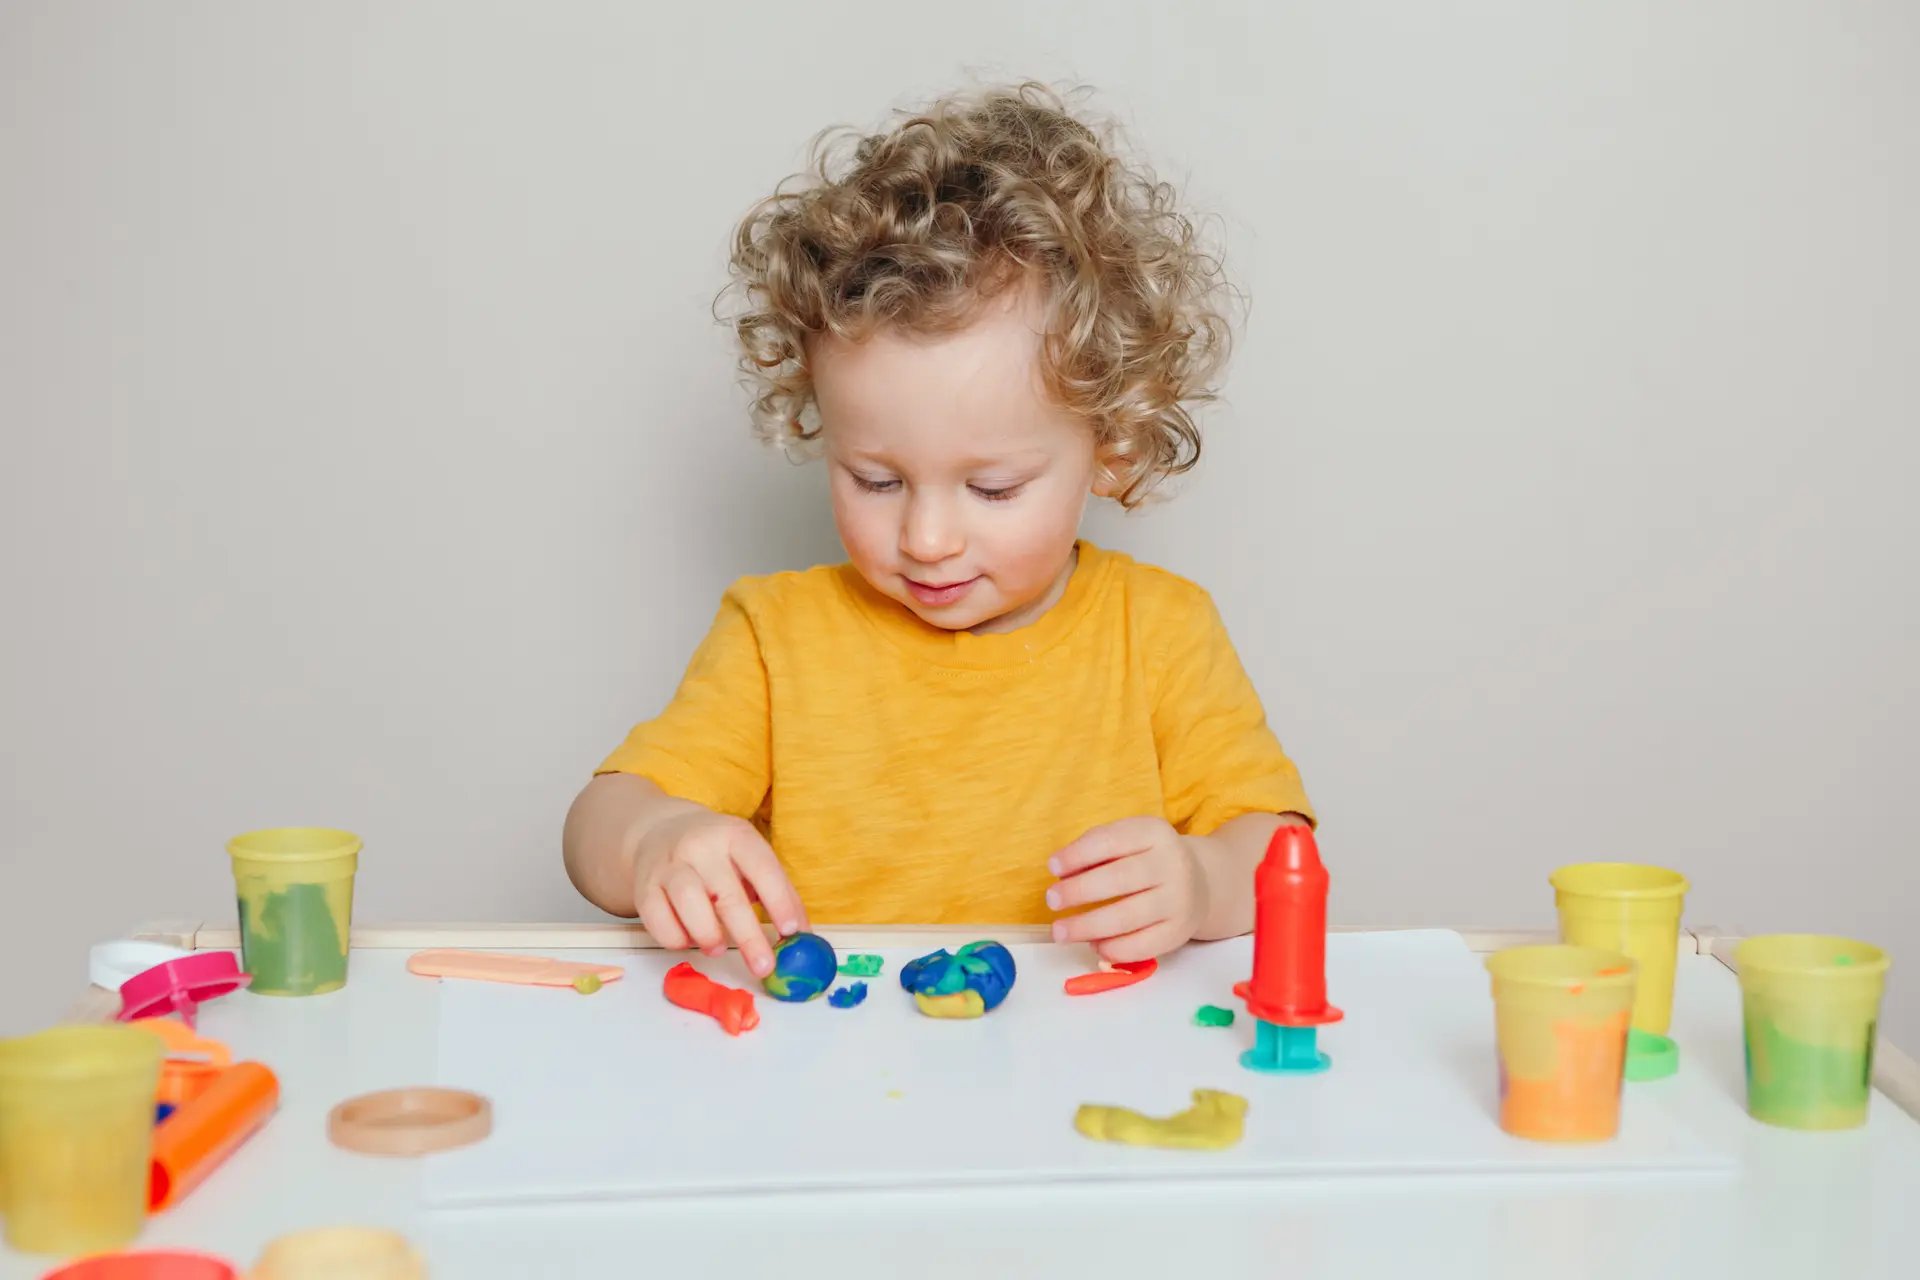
[1063, 957, 1158, 995]
[663, 961, 759, 1035]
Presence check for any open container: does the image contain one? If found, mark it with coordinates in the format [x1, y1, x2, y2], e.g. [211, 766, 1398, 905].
[1485, 944, 1637, 1142]
[1735, 933, 1889, 1130]
[226, 827, 361, 996]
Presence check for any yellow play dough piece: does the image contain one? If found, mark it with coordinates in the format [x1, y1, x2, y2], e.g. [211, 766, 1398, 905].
[913, 990, 985, 1018]
[1074, 1088, 1249, 1151]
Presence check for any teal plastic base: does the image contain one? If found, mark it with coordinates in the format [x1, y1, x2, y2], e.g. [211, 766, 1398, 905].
[1240, 1020, 1330, 1074]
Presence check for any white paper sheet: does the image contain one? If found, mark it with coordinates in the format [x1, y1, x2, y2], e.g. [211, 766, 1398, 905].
[423, 930, 1732, 1206]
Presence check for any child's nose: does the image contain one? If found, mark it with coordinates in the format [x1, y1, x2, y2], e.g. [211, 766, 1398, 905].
[900, 496, 964, 564]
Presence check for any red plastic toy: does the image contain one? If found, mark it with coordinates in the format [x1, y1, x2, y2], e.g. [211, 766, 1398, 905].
[1232, 823, 1342, 1073]
[663, 962, 760, 1036]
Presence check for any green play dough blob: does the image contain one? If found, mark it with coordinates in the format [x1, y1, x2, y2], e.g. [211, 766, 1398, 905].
[1744, 1013, 1875, 1129]
[1193, 1004, 1235, 1028]
[237, 882, 349, 996]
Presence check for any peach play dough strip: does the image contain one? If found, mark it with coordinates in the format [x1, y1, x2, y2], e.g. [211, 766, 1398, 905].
[406, 948, 625, 988]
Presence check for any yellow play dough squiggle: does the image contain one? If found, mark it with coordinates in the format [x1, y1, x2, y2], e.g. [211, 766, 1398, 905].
[1073, 1089, 1249, 1150]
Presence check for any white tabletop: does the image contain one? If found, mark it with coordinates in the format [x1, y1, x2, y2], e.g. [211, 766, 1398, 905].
[6, 930, 1917, 1279]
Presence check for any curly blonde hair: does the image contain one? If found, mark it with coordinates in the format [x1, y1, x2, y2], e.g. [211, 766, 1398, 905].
[721, 82, 1237, 508]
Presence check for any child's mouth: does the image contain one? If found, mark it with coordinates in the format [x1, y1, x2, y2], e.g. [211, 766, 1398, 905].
[905, 576, 979, 607]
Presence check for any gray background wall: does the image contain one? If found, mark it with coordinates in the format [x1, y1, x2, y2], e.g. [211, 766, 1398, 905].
[2, 1, 1913, 1044]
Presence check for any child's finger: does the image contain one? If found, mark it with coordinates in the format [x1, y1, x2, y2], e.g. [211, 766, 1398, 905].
[712, 885, 774, 977]
[731, 835, 808, 937]
[1048, 817, 1164, 878]
[1094, 922, 1177, 966]
[1051, 890, 1164, 945]
[637, 885, 691, 951]
[1046, 852, 1154, 912]
[663, 866, 726, 954]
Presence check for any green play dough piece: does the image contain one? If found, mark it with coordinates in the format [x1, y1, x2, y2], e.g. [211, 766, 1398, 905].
[839, 954, 884, 977]
[1193, 1005, 1236, 1028]
[573, 973, 603, 995]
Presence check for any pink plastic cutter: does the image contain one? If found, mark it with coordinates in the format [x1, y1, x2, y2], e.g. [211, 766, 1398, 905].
[116, 953, 251, 1028]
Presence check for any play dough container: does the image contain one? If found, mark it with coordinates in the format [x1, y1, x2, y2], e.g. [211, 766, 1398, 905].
[227, 827, 360, 996]
[0, 1025, 163, 1255]
[1486, 944, 1636, 1142]
[1736, 934, 1889, 1131]
[251, 1226, 425, 1280]
[1549, 862, 1687, 1037]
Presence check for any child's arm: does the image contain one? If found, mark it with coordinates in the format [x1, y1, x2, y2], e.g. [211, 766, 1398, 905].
[1049, 576, 1316, 962]
[562, 773, 691, 916]
[563, 773, 806, 978]
[1183, 810, 1312, 940]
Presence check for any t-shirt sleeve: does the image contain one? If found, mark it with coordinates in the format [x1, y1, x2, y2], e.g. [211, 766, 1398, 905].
[593, 590, 771, 820]
[1149, 586, 1315, 836]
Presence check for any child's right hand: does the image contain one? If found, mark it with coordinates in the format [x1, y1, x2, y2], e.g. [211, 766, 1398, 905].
[631, 808, 808, 979]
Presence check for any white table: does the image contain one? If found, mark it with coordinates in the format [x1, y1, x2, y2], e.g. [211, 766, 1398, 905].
[8, 924, 1918, 1279]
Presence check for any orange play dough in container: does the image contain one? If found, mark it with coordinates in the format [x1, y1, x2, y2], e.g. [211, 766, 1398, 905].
[1485, 944, 1637, 1142]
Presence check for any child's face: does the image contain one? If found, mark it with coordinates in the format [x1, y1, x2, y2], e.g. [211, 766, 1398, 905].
[812, 285, 1107, 634]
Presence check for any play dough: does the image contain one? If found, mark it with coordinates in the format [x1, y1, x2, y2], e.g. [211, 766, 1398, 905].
[899, 941, 1016, 1018]
[762, 933, 838, 1003]
[1073, 1089, 1249, 1151]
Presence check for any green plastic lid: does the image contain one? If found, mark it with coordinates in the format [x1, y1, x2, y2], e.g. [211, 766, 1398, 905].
[1625, 1028, 1679, 1081]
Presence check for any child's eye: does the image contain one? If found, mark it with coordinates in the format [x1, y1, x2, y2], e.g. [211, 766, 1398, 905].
[970, 483, 1023, 502]
[850, 473, 900, 494]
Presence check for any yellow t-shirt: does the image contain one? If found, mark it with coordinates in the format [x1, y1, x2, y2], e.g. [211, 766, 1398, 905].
[595, 541, 1313, 924]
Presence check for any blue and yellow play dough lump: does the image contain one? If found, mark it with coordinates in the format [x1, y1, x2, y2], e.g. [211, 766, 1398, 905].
[899, 941, 1017, 1018]
[761, 932, 838, 1002]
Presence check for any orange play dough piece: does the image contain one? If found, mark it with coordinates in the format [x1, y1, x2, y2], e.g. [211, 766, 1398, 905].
[663, 962, 760, 1035]
[406, 949, 624, 988]
[1063, 957, 1158, 995]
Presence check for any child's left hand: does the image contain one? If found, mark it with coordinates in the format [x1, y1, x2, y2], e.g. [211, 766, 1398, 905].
[1045, 817, 1207, 963]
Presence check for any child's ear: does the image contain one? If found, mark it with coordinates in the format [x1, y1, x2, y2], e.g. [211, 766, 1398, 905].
[1090, 443, 1129, 499]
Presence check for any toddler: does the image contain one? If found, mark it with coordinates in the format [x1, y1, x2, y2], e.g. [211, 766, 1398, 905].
[563, 83, 1314, 979]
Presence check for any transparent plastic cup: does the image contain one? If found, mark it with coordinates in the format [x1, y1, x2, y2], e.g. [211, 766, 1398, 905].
[1486, 944, 1637, 1142]
[1549, 862, 1688, 1036]
[227, 828, 361, 996]
[1736, 934, 1889, 1130]
[0, 1025, 164, 1255]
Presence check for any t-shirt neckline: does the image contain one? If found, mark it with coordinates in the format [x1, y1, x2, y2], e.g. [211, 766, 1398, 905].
[834, 540, 1115, 671]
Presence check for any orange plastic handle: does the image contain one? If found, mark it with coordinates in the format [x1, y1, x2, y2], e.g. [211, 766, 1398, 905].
[130, 1016, 238, 1110]
[150, 1061, 280, 1211]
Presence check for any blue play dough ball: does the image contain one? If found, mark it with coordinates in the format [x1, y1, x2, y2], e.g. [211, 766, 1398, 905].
[899, 940, 1017, 1012]
[762, 931, 838, 1002]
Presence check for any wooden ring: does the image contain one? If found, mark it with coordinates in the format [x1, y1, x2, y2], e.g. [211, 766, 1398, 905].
[325, 1087, 491, 1156]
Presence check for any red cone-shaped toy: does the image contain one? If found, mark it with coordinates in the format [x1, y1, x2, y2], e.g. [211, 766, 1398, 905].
[1233, 823, 1343, 1028]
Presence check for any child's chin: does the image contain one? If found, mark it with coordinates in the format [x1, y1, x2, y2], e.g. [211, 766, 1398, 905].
[901, 594, 995, 632]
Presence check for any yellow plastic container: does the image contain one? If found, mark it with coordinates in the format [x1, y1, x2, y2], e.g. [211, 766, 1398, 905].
[227, 828, 361, 997]
[1486, 944, 1637, 1142]
[1735, 934, 1888, 1131]
[0, 1025, 164, 1255]
[1549, 862, 1688, 1036]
